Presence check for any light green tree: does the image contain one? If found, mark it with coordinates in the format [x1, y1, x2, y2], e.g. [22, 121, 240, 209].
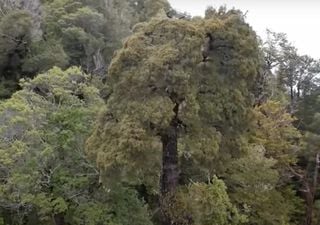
[0, 67, 152, 225]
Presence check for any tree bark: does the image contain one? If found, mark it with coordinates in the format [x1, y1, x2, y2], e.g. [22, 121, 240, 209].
[305, 192, 314, 225]
[159, 102, 180, 225]
[160, 126, 179, 195]
[159, 125, 179, 225]
[290, 85, 295, 113]
[304, 153, 320, 225]
[54, 213, 66, 225]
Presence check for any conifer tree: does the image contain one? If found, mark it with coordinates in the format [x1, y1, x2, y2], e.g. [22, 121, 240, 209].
[87, 10, 261, 225]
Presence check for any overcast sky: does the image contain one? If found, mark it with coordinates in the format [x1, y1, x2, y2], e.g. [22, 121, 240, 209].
[168, 0, 320, 59]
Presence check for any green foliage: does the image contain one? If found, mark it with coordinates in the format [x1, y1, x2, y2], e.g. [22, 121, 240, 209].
[188, 178, 246, 225]
[87, 10, 265, 225]
[43, 0, 171, 74]
[0, 67, 99, 223]
[0, 10, 33, 97]
[0, 67, 152, 225]
[226, 145, 303, 225]
[108, 187, 153, 225]
[0, 10, 32, 70]
[250, 101, 301, 167]
[295, 89, 320, 225]
[0, 2, 318, 225]
[222, 101, 304, 225]
[296, 88, 320, 132]
[0, 0, 171, 99]
[22, 39, 69, 74]
[87, 13, 261, 183]
[43, 0, 107, 71]
[165, 177, 246, 225]
[262, 30, 320, 109]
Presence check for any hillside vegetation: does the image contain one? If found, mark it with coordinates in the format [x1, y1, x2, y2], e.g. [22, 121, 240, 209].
[0, 1, 320, 225]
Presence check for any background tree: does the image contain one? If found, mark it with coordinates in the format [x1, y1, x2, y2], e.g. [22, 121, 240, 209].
[0, 10, 32, 98]
[0, 67, 152, 225]
[262, 30, 320, 112]
[0, 0, 171, 99]
[261, 29, 320, 225]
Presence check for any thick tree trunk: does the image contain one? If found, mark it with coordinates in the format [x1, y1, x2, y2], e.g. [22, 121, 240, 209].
[160, 126, 179, 195]
[2, 209, 14, 225]
[54, 213, 65, 225]
[160, 125, 179, 225]
[159, 101, 180, 225]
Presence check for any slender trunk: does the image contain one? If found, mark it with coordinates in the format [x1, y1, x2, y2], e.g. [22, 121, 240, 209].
[290, 84, 294, 112]
[305, 192, 314, 225]
[313, 153, 319, 194]
[317, 211, 320, 225]
[297, 82, 301, 99]
[290, 85, 294, 102]
[304, 153, 320, 225]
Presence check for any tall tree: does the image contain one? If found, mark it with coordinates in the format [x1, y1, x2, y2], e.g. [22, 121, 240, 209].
[87, 9, 261, 225]
[262, 30, 320, 112]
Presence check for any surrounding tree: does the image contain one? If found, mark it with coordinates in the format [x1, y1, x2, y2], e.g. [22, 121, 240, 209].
[0, 67, 152, 225]
[0, 0, 171, 99]
[0, 10, 33, 98]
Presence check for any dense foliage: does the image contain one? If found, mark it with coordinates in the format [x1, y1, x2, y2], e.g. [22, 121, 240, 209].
[0, 67, 153, 225]
[0, 1, 320, 225]
[0, 0, 170, 98]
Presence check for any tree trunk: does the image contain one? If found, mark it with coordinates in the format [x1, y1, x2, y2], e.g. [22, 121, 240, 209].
[159, 101, 180, 225]
[159, 126, 179, 225]
[304, 153, 320, 225]
[290, 85, 295, 113]
[305, 193, 314, 225]
[316, 211, 320, 225]
[54, 213, 65, 225]
[2, 209, 14, 225]
[160, 126, 179, 195]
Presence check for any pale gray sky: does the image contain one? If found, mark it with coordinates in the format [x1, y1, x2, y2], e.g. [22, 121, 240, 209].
[168, 0, 320, 59]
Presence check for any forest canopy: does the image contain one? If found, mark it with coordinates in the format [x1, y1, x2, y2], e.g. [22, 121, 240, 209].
[0, 1, 320, 225]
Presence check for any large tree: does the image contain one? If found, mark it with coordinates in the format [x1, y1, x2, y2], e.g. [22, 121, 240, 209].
[87, 9, 261, 225]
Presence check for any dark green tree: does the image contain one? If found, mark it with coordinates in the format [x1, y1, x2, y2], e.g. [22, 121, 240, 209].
[290, 87, 320, 225]
[0, 10, 33, 98]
